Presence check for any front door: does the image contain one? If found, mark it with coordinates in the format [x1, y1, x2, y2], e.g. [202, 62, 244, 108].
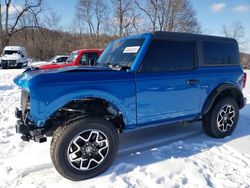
[136, 39, 201, 126]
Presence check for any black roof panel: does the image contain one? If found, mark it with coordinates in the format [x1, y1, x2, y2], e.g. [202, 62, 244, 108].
[152, 31, 237, 43]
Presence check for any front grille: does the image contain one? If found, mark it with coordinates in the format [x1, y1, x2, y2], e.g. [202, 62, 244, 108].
[2, 60, 16, 65]
[21, 90, 30, 118]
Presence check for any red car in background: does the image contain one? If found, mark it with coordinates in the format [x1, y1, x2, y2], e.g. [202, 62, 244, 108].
[38, 49, 103, 69]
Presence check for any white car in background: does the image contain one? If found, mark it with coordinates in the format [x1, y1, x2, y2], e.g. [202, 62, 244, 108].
[28, 55, 69, 67]
[1, 46, 28, 69]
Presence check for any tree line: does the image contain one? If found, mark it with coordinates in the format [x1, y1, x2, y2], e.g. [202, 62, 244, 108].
[0, 0, 248, 61]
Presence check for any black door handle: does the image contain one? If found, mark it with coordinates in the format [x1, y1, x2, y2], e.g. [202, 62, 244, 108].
[186, 79, 199, 85]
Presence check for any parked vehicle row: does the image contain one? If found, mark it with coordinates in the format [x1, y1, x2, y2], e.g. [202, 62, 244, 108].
[28, 55, 69, 67]
[14, 31, 247, 181]
[37, 49, 103, 70]
[1, 47, 103, 70]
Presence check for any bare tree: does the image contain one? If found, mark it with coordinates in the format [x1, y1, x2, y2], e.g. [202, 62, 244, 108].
[223, 21, 248, 50]
[43, 10, 62, 31]
[95, 1, 107, 35]
[1, 0, 44, 48]
[135, 0, 200, 33]
[135, 0, 158, 32]
[0, 2, 3, 50]
[77, 0, 94, 36]
[157, 0, 170, 31]
[76, 0, 108, 47]
[166, 0, 200, 33]
[112, 0, 139, 36]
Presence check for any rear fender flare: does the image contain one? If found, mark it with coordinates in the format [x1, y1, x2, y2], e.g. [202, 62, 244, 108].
[201, 83, 243, 114]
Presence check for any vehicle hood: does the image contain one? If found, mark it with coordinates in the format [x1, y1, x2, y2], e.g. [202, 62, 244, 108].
[13, 66, 115, 91]
[1, 54, 22, 61]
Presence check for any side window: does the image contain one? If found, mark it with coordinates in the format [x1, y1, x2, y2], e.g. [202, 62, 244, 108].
[202, 41, 239, 65]
[57, 57, 68, 63]
[61, 57, 68, 62]
[88, 53, 99, 66]
[141, 39, 195, 72]
[56, 57, 64, 63]
[80, 54, 87, 65]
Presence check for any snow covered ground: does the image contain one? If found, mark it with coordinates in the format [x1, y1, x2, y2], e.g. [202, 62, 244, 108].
[0, 69, 250, 188]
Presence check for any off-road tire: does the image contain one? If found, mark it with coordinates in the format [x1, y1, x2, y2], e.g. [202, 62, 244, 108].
[202, 97, 239, 138]
[50, 116, 119, 181]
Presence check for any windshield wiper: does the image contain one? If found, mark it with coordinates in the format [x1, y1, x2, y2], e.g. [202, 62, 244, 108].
[114, 63, 129, 67]
[100, 62, 112, 67]
[110, 63, 130, 71]
[99, 63, 130, 71]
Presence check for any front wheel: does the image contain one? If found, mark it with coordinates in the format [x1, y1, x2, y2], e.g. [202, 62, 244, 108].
[50, 117, 119, 181]
[202, 97, 239, 138]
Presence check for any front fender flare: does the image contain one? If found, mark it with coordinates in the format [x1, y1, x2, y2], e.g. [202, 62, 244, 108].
[31, 90, 132, 127]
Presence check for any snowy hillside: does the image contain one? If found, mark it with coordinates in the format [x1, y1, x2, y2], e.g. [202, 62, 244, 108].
[0, 69, 250, 188]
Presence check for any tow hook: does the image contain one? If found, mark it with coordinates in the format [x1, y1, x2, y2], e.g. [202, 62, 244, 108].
[21, 135, 30, 142]
[20, 133, 47, 143]
[15, 108, 22, 119]
[34, 135, 47, 143]
[16, 118, 47, 143]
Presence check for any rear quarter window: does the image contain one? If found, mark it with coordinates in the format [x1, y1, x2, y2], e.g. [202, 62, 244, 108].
[202, 41, 239, 65]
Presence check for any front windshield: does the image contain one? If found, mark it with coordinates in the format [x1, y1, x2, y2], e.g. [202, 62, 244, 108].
[4, 50, 21, 55]
[66, 52, 79, 63]
[98, 38, 145, 68]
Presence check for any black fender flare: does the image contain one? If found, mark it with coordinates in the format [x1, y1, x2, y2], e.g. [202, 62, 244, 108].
[201, 83, 244, 114]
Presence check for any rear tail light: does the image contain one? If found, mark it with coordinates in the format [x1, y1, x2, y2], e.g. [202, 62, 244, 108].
[243, 72, 247, 88]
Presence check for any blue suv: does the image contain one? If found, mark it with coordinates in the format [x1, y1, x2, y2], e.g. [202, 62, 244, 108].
[14, 32, 247, 181]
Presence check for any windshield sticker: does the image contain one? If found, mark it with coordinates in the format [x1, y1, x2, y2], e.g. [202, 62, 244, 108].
[123, 46, 140, 53]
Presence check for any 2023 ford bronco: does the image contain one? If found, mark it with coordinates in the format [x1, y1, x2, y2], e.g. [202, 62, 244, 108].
[14, 32, 247, 181]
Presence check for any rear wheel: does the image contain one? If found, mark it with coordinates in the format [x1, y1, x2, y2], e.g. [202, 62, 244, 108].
[202, 97, 239, 138]
[50, 117, 119, 181]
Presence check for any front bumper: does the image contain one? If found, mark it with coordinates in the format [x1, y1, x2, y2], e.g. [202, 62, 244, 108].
[15, 108, 47, 143]
[2, 60, 25, 68]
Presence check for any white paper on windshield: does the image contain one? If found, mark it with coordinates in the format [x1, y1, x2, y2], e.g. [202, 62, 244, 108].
[123, 46, 140, 53]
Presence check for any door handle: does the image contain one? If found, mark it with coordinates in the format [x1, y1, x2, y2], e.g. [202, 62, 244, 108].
[186, 79, 199, 85]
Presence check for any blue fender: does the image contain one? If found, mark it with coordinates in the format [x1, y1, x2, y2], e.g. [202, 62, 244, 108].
[31, 89, 131, 127]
